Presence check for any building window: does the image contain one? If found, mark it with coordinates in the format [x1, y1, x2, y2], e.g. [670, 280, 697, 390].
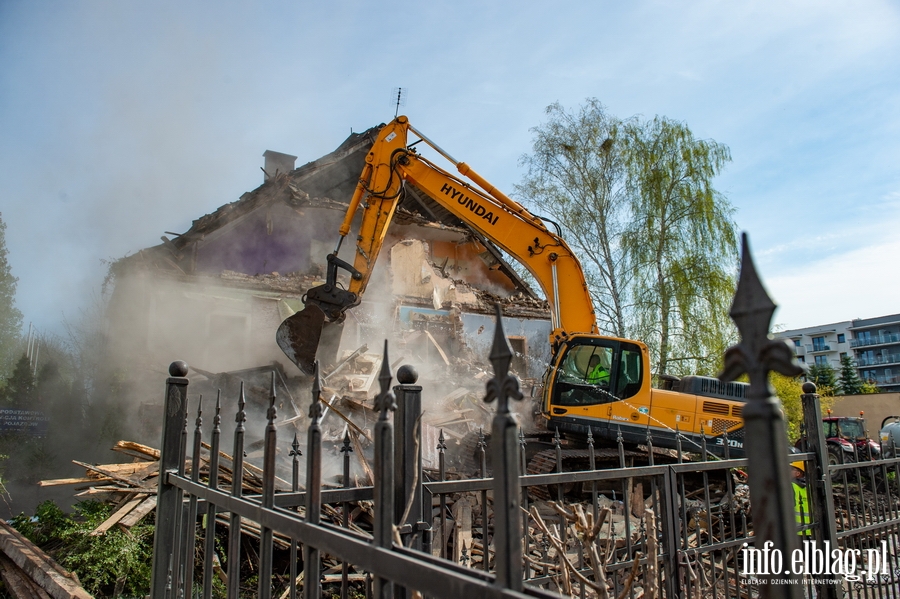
[812, 336, 827, 352]
[837, 333, 846, 343]
[797, 355, 805, 363]
[793, 339, 801, 347]
[814, 355, 828, 367]
[840, 352, 848, 360]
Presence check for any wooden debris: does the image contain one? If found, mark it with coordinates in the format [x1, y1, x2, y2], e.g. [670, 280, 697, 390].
[112, 440, 160, 460]
[90, 495, 144, 536]
[349, 430, 374, 486]
[422, 330, 450, 365]
[37, 476, 113, 488]
[0, 553, 52, 599]
[0, 521, 92, 599]
[118, 496, 157, 528]
[319, 391, 372, 442]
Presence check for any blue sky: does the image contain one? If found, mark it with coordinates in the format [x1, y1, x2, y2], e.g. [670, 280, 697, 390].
[1, 1, 898, 336]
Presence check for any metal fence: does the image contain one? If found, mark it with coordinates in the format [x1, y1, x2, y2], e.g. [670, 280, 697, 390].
[148, 337, 900, 598]
[147, 238, 900, 599]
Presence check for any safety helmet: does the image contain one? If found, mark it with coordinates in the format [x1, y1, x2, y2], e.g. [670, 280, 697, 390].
[791, 460, 805, 473]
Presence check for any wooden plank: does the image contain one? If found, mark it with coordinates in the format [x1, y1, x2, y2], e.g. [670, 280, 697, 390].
[112, 440, 160, 460]
[73, 486, 154, 497]
[87, 461, 158, 477]
[0, 554, 52, 599]
[0, 520, 92, 599]
[71, 461, 146, 488]
[423, 330, 450, 365]
[38, 476, 113, 487]
[319, 394, 372, 442]
[349, 430, 374, 486]
[90, 495, 143, 536]
[118, 496, 157, 528]
[200, 442, 291, 490]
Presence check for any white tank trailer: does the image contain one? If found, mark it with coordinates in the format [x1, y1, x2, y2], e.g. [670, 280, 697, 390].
[880, 416, 900, 457]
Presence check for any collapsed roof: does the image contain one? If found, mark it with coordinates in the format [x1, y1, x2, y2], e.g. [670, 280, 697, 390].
[111, 124, 542, 304]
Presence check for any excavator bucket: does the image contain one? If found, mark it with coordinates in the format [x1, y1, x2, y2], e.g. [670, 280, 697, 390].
[276, 304, 344, 375]
[276, 305, 326, 375]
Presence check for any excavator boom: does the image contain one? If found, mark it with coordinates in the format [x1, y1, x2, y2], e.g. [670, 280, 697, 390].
[276, 116, 747, 459]
[277, 115, 599, 374]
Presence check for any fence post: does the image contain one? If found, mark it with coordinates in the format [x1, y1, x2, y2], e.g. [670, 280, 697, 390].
[290, 433, 301, 599]
[719, 234, 804, 598]
[393, 364, 423, 550]
[201, 394, 221, 599]
[226, 383, 247, 599]
[373, 341, 396, 599]
[258, 373, 278, 599]
[304, 364, 324, 599]
[484, 305, 523, 591]
[150, 361, 190, 599]
[185, 397, 202, 598]
[800, 382, 841, 599]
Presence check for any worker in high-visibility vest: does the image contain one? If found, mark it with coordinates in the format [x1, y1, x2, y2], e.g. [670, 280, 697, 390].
[586, 355, 610, 386]
[791, 460, 812, 536]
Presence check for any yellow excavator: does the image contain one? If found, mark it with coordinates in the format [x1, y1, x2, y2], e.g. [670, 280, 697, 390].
[276, 116, 746, 458]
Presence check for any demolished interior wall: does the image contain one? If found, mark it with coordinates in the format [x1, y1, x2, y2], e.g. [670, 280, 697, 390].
[104, 126, 552, 447]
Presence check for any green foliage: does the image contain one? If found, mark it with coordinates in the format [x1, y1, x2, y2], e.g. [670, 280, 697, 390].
[0, 214, 22, 377]
[772, 373, 834, 442]
[517, 100, 738, 378]
[11, 500, 154, 597]
[1, 353, 34, 408]
[772, 373, 803, 442]
[860, 380, 880, 394]
[837, 354, 868, 395]
[807, 363, 836, 396]
[516, 99, 633, 337]
[621, 116, 738, 376]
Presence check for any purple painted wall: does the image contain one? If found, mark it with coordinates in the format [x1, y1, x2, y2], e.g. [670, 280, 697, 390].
[195, 203, 343, 275]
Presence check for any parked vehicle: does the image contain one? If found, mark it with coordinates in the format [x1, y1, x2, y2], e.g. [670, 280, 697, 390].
[880, 415, 900, 457]
[819, 413, 880, 464]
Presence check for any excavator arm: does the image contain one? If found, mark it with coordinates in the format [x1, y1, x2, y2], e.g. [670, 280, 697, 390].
[276, 116, 600, 374]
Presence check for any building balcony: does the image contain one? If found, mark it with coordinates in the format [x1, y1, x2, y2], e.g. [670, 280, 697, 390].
[864, 373, 899, 386]
[805, 344, 831, 353]
[857, 353, 900, 367]
[851, 333, 900, 348]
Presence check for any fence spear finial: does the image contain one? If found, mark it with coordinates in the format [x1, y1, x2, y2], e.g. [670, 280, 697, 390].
[485, 304, 523, 414]
[374, 340, 396, 419]
[309, 361, 323, 423]
[720, 233, 804, 388]
[236, 382, 246, 429]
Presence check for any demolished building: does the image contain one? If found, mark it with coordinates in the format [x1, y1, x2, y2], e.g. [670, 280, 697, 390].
[106, 124, 552, 437]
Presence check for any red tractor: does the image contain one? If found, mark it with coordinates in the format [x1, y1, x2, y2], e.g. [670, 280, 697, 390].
[820, 412, 881, 465]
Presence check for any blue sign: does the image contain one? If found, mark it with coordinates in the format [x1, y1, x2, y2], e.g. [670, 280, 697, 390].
[0, 409, 49, 436]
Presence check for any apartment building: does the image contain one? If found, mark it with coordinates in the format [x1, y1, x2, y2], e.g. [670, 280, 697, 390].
[849, 314, 900, 392]
[774, 313, 900, 392]
[774, 321, 853, 371]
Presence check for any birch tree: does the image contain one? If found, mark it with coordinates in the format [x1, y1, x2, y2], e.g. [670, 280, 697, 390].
[622, 116, 737, 376]
[515, 100, 633, 337]
[518, 102, 738, 377]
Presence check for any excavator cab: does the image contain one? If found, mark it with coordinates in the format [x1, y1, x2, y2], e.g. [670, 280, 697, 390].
[546, 338, 645, 410]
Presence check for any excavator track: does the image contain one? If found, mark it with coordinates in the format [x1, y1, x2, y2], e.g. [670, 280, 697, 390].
[526, 448, 636, 501]
[525, 446, 681, 501]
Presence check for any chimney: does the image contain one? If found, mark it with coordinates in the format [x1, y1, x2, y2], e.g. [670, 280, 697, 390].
[262, 150, 297, 182]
